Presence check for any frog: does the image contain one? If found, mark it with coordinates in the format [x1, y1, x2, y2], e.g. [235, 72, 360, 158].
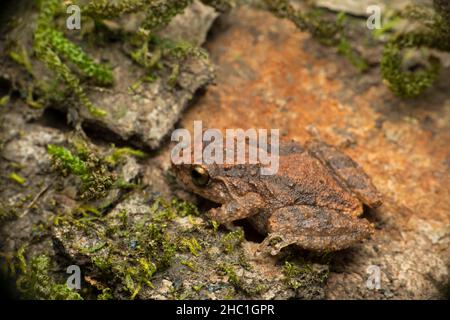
[171, 138, 382, 255]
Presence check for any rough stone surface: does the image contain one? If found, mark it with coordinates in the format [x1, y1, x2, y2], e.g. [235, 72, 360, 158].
[1, 2, 449, 300]
[52, 182, 328, 300]
[161, 0, 219, 46]
[0, 107, 141, 260]
[0, 1, 217, 150]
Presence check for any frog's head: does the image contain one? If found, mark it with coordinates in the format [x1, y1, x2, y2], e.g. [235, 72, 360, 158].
[171, 161, 236, 204]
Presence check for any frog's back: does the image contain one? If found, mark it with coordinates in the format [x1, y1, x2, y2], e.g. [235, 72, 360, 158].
[263, 140, 362, 215]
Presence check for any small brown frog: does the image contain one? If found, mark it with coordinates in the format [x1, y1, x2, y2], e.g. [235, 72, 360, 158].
[172, 139, 382, 255]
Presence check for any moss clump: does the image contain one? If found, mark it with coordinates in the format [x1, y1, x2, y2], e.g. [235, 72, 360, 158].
[381, 0, 450, 97]
[218, 263, 266, 296]
[104, 146, 146, 166]
[129, 32, 210, 87]
[34, 0, 113, 117]
[97, 287, 113, 300]
[221, 229, 244, 253]
[180, 237, 202, 256]
[15, 252, 82, 300]
[180, 259, 197, 272]
[0, 95, 10, 107]
[23, 0, 222, 114]
[47, 143, 116, 200]
[92, 197, 186, 298]
[263, 0, 339, 44]
[282, 260, 328, 292]
[170, 198, 200, 217]
[81, 0, 212, 86]
[282, 261, 311, 290]
[9, 44, 34, 76]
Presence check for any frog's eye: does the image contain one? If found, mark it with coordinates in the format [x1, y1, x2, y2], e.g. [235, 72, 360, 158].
[191, 166, 209, 187]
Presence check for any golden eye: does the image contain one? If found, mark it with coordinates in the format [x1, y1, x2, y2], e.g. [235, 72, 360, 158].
[191, 166, 209, 186]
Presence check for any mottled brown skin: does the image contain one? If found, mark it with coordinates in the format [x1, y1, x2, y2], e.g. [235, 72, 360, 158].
[172, 139, 382, 254]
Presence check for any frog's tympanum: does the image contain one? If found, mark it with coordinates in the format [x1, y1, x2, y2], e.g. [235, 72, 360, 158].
[172, 139, 382, 255]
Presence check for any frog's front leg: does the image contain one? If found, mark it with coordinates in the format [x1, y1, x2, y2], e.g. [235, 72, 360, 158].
[257, 205, 374, 255]
[208, 192, 266, 224]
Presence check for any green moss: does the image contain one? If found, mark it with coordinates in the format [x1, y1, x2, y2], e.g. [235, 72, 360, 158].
[82, 0, 232, 22]
[47, 143, 117, 200]
[180, 237, 202, 256]
[130, 34, 209, 86]
[221, 229, 244, 253]
[170, 198, 200, 217]
[81, 0, 202, 87]
[9, 44, 34, 75]
[338, 45, 368, 72]
[82, 0, 151, 19]
[91, 256, 112, 272]
[15, 245, 28, 275]
[101, 198, 187, 298]
[219, 263, 240, 286]
[180, 259, 197, 272]
[97, 287, 113, 300]
[141, 0, 193, 32]
[372, 13, 401, 40]
[381, 0, 450, 97]
[77, 196, 206, 298]
[145, 223, 177, 268]
[46, 29, 113, 86]
[8, 172, 26, 185]
[192, 284, 204, 293]
[282, 260, 329, 292]
[211, 219, 220, 232]
[34, 0, 112, 116]
[15, 253, 82, 300]
[219, 263, 266, 296]
[47, 144, 89, 177]
[104, 146, 146, 166]
[0, 95, 9, 107]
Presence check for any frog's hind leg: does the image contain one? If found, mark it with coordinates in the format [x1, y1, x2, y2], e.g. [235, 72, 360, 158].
[306, 140, 382, 208]
[257, 205, 374, 255]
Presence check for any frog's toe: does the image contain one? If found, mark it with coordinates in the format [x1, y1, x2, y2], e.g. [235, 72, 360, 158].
[257, 233, 296, 256]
